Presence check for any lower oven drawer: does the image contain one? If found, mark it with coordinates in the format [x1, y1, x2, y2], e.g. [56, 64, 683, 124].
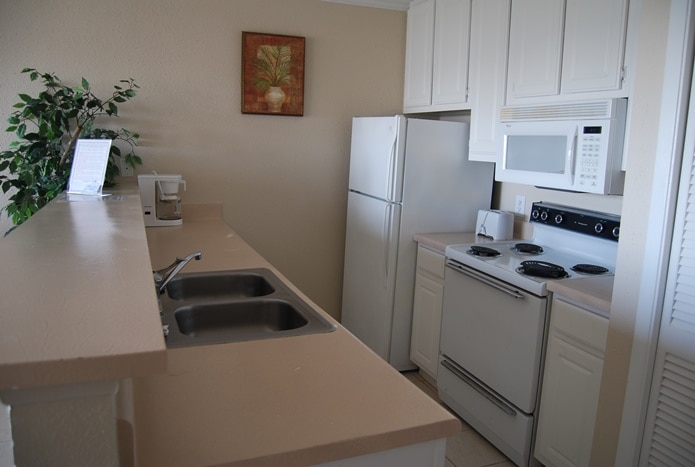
[438, 356, 533, 467]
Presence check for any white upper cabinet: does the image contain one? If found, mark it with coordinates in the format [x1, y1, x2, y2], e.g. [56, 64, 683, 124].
[507, 0, 630, 104]
[506, 0, 565, 100]
[403, 0, 435, 108]
[404, 0, 472, 112]
[562, 0, 629, 93]
[467, 0, 511, 162]
[432, 0, 471, 106]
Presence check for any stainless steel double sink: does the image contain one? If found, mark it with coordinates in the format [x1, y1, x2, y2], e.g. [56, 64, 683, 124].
[159, 268, 335, 348]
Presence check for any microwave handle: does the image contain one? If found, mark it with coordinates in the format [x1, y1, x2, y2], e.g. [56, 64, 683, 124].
[568, 128, 578, 178]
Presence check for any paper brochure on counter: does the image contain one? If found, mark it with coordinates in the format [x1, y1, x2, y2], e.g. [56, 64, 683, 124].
[67, 139, 112, 197]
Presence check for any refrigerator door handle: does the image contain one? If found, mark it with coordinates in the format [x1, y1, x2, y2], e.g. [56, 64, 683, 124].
[382, 203, 391, 288]
[387, 134, 397, 201]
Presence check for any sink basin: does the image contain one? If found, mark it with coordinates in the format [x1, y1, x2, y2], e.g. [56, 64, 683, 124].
[165, 270, 275, 300]
[159, 268, 335, 348]
[175, 299, 308, 337]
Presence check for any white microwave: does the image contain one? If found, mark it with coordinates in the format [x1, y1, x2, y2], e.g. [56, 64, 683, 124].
[495, 99, 627, 195]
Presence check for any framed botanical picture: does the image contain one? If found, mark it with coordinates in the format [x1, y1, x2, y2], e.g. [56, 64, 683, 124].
[241, 32, 306, 116]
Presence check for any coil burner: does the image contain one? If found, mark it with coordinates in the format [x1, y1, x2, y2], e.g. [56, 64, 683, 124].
[467, 245, 501, 257]
[571, 264, 610, 275]
[512, 243, 544, 255]
[517, 260, 569, 279]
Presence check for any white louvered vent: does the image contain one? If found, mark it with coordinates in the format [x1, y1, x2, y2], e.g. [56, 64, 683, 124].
[672, 180, 695, 333]
[642, 139, 695, 465]
[646, 354, 695, 466]
[500, 99, 619, 122]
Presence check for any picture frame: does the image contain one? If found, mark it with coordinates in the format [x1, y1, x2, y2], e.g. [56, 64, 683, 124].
[241, 31, 306, 116]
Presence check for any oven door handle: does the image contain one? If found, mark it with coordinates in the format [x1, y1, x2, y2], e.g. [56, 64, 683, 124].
[441, 359, 517, 416]
[446, 261, 524, 299]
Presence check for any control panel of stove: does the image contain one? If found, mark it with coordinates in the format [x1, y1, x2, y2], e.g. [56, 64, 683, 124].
[530, 202, 620, 241]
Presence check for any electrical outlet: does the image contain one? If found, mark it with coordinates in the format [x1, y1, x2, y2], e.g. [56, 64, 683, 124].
[515, 195, 526, 215]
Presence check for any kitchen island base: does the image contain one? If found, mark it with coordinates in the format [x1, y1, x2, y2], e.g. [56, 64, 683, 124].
[0, 380, 122, 466]
[316, 438, 446, 466]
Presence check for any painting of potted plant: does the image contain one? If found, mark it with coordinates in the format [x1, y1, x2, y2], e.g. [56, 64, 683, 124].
[255, 44, 291, 112]
[241, 32, 305, 116]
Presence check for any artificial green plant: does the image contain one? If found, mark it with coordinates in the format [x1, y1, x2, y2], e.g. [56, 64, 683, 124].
[0, 68, 142, 228]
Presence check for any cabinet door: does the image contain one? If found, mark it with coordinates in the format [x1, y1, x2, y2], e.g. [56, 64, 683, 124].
[468, 0, 510, 162]
[506, 0, 565, 101]
[561, 0, 628, 94]
[535, 335, 604, 467]
[410, 247, 445, 378]
[535, 297, 608, 467]
[404, 0, 435, 108]
[410, 271, 444, 378]
[431, 0, 471, 106]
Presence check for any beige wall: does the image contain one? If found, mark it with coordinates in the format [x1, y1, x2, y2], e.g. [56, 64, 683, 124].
[495, 182, 623, 218]
[0, 0, 407, 318]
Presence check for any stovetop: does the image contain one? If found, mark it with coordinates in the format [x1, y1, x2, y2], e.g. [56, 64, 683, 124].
[445, 202, 620, 296]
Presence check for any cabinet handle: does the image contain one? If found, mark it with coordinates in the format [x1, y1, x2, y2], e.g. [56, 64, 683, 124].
[446, 261, 524, 299]
[441, 359, 517, 417]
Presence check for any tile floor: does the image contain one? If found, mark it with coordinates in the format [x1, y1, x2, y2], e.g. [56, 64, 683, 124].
[403, 370, 515, 467]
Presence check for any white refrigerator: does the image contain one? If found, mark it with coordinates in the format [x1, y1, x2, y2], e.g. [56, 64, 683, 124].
[341, 115, 494, 370]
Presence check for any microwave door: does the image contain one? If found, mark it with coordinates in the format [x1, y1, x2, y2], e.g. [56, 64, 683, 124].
[495, 122, 578, 190]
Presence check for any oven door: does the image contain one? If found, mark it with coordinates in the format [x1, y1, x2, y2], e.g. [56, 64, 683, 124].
[440, 260, 548, 413]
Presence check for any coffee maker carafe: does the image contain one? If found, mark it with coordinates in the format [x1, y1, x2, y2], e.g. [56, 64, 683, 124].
[137, 173, 186, 227]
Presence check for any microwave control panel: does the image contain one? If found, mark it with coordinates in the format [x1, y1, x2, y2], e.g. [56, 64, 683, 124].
[576, 125, 608, 190]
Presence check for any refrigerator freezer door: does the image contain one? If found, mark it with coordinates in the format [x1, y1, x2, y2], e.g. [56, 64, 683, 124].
[341, 191, 402, 361]
[348, 116, 407, 202]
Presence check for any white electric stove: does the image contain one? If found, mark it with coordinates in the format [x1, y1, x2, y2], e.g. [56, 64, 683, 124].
[438, 201, 620, 467]
[445, 202, 620, 296]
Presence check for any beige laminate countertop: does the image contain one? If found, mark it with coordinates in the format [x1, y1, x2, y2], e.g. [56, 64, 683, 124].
[0, 183, 166, 390]
[546, 276, 613, 316]
[413, 232, 491, 254]
[133, 207, 460, 466]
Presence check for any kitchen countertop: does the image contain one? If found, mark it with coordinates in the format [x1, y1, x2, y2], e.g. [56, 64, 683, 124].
[413, 232, 490, 254]
[0, 183, 166, 390]
[133, 206, 460, 465]
[546, 276, 613, 316]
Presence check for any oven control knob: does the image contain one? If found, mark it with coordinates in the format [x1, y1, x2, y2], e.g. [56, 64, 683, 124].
[612, 226, 620, 239]
[531, 209, 540, 220]
[554, 214, 564, 224]
[595, 223, 604, 234]
[540, 211, 548, 221]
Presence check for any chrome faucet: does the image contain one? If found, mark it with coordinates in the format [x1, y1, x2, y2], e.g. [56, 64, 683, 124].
[153, 251, 202, 294]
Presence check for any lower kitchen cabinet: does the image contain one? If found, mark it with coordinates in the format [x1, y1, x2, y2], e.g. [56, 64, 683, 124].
[410, 246, 446, 379]
[534, 295, 609, 467]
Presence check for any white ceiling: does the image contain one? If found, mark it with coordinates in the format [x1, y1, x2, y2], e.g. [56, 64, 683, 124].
[321, 0, 411, 11]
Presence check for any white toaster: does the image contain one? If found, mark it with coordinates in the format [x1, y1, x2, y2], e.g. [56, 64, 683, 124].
[475, 209, 514, 240]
